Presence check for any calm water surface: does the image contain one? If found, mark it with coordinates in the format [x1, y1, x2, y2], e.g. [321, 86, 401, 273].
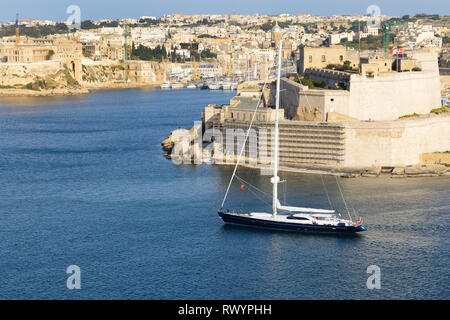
[0, 88, 448, 299]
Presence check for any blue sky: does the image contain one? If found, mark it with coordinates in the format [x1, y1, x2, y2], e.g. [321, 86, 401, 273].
[1, 0, 448, 23]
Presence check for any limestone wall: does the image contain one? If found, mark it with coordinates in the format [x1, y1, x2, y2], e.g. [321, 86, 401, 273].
[280, 78, 350, 121]
[281, 68, 441, 122]
[420, 153, 450, 165]
[343, 114, 450, 168]
[82, 61, 166, 88]
[347, 71, 441, 120]
[211, 110, 450, 170]
[0, 60, 61, 86]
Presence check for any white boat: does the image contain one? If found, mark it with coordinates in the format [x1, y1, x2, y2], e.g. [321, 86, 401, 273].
[171, 82, 184, 89]
[218, 40, 367, 234]
[186, 83, 197, 89]
[222, 83, 232, 90]
[208, 83, 221, 90]
[160, 82, 171, 89]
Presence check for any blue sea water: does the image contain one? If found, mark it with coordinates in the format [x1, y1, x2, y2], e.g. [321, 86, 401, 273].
[0, 88, 448, 299]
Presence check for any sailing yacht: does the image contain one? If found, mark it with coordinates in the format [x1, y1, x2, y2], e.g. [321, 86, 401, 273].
[218, 40, 367, 234]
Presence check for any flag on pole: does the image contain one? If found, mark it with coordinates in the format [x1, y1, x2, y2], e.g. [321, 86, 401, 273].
[389, 48, 403, 55]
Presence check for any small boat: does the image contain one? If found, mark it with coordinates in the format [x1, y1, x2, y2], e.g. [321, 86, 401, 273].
[218, 40, 367, 234]
[186, 83, 197, 89]
[171, 82, 184, 89]
[208, 83, 221, 90]
[222, 83, 232, 90]
[160, 81, 171, 89]
[199, 83, 209, 90]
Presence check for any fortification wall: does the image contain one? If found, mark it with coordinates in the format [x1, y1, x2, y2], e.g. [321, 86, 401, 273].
[81, 61, 166, 88]
[0, 60, 62, 86]
[280, 78, 350, 121]
[348, 71, 441, 120]
[215, 113, 450, 170]
[343, 114, 450, 168]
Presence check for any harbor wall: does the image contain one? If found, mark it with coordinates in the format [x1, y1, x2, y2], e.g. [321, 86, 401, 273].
[347, 71, 441, 121]
[215, 113, 450, 169]
[342, 113, 450, 168]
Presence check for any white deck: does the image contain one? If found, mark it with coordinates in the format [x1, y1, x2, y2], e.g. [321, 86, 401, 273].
[227, 212, 354, 227]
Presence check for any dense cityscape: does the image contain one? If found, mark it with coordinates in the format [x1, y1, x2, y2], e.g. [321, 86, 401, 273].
[0, 13, 449, 94]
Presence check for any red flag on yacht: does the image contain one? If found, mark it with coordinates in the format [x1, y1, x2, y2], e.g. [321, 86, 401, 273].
[240, 184, 245, 192]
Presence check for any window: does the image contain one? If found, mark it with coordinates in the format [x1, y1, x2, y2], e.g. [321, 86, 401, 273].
[330, 98, 334, 102]
[308, 55, 312, 63]
[339, 55, 343, 62]
[322, 55, 326, 62]
[287, 216, 310, 221]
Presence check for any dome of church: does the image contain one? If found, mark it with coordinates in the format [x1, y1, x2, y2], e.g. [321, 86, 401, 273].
[272, 22, 282, 33]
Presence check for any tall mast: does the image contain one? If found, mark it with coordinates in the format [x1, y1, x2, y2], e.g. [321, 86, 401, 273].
[272, 40, 282, 216]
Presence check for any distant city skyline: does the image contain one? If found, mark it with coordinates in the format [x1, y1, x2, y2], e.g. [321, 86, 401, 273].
[1, 0, 448, 23]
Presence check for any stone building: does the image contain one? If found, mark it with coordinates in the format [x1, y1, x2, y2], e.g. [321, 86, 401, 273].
[0, 44, 51, 63]
[127, 61, 166, 83]
[0, 37, 83, 82]
[297, 45, 359, 74]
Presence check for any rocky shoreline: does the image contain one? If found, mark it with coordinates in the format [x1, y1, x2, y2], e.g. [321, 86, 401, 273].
[0, 83, 161, 97]
[0, 87, 89, 97]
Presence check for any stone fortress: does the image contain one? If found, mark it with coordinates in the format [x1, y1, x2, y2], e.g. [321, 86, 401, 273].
[0, 37, 83, 85]
[198, 45, 450, 175]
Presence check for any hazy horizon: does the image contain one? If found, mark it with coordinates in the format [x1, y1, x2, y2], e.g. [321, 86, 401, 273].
[0, 0, 448, 23]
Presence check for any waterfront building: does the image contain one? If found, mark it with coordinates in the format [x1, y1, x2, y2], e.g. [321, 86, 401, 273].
[127, 60, 166, 83]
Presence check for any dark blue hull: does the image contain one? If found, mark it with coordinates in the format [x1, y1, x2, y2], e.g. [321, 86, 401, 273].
[218, 211, 366, 234]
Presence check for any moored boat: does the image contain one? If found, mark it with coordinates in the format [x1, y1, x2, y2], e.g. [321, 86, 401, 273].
[160, 81, 171, 89]
[208, 83, 221, 90]
[222, 83, 232, 90]
[171, 82, 184, 89]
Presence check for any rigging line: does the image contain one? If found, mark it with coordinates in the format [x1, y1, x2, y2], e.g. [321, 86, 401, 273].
[352, 207, 359, 221]
[320, 174, 333, 210]
[234, 175, 272, 199]
[245, 185, 273, 209]
[334, 175, 353, 222]
[220, 80, 270, 209]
